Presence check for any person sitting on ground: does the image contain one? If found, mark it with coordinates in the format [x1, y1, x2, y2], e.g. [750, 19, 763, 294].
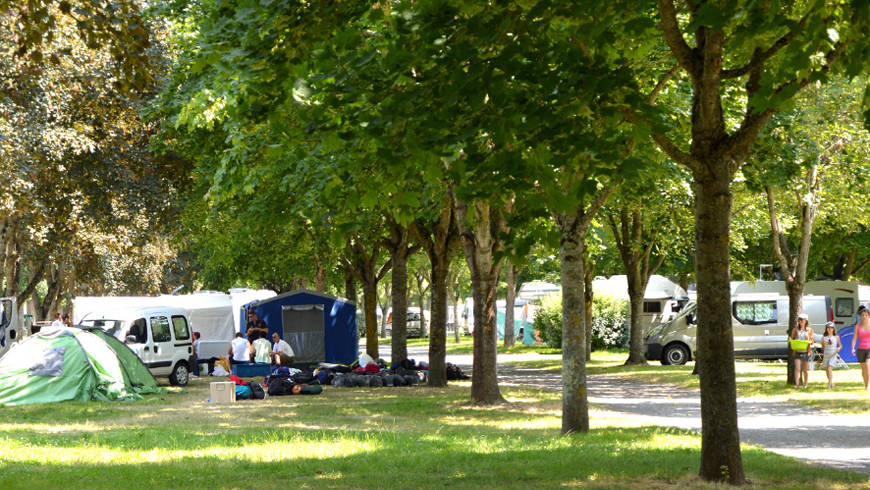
[228, 332, 251, 366]
[251, 330, 272, 364]
[271, 332, 295, 366]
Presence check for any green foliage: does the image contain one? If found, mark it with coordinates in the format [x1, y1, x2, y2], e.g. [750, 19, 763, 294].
[532, 293, 628, 350]
[533, 293, 563, 348]
[591, 294, 630, 350]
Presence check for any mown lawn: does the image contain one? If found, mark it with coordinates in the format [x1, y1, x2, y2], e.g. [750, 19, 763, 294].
[0, 377, 867, 488]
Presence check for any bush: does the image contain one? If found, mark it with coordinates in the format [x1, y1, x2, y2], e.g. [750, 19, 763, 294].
[533, 294, 563, 348]
[531, 293, 629, 350]
[590, 294, 629, 350]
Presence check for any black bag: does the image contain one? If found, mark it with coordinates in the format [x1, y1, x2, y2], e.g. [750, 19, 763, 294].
[249, 381, 266, 399]
[267, 376, 295, 396]
[292, 372, 316, 385]
[446, 362, 469, 380]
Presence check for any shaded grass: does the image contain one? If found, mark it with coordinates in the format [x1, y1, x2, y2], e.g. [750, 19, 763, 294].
[511, 351, 870, 414]
[0, 378, 867, 488]
[389, 335, 562, 356]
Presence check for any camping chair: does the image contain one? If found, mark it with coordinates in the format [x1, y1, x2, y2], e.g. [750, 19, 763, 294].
[808, 345, 821, 371]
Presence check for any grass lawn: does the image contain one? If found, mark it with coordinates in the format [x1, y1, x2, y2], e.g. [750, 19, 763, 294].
[0, 377, 868, 488]
[381, 335, 561, 356]
[510, 350, 870, 414]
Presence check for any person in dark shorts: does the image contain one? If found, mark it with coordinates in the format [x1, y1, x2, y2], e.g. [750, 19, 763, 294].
[789, 313, 814, 389]
[851, 307, 870, 390]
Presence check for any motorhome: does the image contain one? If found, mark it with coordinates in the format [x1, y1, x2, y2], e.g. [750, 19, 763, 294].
[645, 293, 832, 365]
[592, 275, 689, 333]
[80, 306, 194, 385]
[732, 280, 870, 331]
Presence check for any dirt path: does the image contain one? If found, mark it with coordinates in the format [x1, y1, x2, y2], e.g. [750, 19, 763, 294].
[392, 344, 870, 476]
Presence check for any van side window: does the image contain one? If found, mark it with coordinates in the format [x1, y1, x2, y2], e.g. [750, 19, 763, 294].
[150, 316, 171, 342]
[129, 318, 148, 343]
[171, 315, 190, 341]
[836, 298, 854, 317]
[643, 301, 662, 313]
[733, 301, 777, 324]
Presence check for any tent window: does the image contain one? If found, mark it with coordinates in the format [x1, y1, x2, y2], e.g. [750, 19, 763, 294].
[172, 315, 190, 340]
[30, 346, 65, 377]
[150, 316, 171, 342]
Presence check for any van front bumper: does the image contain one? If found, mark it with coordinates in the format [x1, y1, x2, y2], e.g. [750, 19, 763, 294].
[645, 343, 663, 361]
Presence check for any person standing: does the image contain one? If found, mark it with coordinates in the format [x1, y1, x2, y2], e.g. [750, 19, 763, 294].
[789, 313, 814, 389]
[192, 332, 201, 376]
[851, 307, 870, 390]
[820, 322, 842, 389]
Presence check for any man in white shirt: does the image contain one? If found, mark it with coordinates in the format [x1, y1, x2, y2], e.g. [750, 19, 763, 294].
[228, 332, 251, 366]
[50, 313, 65, 329]
[271, 332, 295, 365]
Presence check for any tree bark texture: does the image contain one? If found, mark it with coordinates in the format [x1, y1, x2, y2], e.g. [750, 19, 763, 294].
[454, 196, 505, 404]
[584, 251, 595, 359]
[346, 236, 391, 359]
[558, 212, 590, 433]
[694, 173, 744, 484]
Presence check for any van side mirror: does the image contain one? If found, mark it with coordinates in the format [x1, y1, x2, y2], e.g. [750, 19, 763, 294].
[687, 312, 696, 325]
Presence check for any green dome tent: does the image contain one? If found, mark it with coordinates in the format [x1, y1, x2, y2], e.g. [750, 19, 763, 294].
[0, 327, 161, 406]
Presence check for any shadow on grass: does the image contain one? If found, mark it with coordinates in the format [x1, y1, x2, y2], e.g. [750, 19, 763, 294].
[2, 423, 866, 488]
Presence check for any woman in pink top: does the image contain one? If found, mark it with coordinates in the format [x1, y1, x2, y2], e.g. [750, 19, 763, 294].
[851, 308, 870, 390]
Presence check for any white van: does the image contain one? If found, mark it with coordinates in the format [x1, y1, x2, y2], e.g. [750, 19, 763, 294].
[733, 280, 870, 331]
[645, 293, 832, 365]
[80, 306, 195, 385]
[0, 297, 20, 359]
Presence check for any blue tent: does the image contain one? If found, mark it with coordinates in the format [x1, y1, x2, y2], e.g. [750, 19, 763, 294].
[242, 290, 358, 365]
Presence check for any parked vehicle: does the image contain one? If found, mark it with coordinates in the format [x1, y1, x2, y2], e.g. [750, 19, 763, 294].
[732, 280, 870, 331]
[645, 293, 832, 365]
[80, 306, 194, 385]
[593, 275, 689, 335]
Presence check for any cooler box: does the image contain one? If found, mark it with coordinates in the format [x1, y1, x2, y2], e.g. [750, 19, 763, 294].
[210, 382, 236, 403]
[231, 363, 271, 377]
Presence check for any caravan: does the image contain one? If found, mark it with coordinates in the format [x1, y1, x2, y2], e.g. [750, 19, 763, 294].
[645, 293, 832, 365]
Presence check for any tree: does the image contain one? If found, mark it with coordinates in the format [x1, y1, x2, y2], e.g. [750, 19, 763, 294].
[615, 1, 870, 483]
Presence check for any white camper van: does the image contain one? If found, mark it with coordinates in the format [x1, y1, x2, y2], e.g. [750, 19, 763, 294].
[732, 280, 870, 331]
[645, 293, 832, 365]
[80, 306, 194, 385]
[592, 275, 689, 333]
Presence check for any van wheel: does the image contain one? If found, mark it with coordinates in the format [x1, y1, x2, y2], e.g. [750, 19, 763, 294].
[169, 362, 190, 386]
[662, 344, 689, 366]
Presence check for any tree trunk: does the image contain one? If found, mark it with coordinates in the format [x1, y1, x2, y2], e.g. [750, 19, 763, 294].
[624, 260, 648, 365]
[344, 270, 357, 306]
[584, 250, 595, 358]
[362, 279, 379, 358]
[558, 212, 590, 433]
[454, 197, 506, 405]
[411, 202, 460, 388]
[504, 262, 518, 347]
[390, 251, 410, 365]
[694, 173, 744, 483]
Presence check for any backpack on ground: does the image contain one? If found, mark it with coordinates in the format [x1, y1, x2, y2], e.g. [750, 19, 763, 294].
[249, 381, 266, 399]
